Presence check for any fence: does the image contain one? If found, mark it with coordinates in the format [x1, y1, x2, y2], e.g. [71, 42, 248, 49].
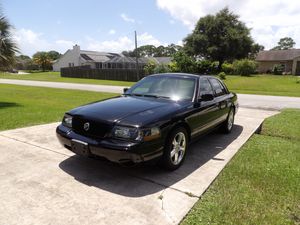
[61, 66, 146, 82]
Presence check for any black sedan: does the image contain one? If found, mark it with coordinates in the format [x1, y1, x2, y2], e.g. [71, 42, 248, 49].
[56, 73, 238, 170]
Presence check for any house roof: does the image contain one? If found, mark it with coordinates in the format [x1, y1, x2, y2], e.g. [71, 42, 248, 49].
[80, 51, 122, 62]
[104, 56, 137, 64]
[149, 57, 172, 64]
[256, 49, 300, 61]
[104, 56, 172, 64]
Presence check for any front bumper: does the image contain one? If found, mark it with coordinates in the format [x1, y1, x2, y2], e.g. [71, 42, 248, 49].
[56, 124, 163, 164]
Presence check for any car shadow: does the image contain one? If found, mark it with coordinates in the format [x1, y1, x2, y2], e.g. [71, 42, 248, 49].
[0, 102, 21, 108]
[59, 125, 243, 197]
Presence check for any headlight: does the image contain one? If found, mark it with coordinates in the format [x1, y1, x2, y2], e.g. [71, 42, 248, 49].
[112, 126, 160, 141]
[142, 127, 161, 141]
[62, 114, 72, 128]
[113, 126, 142, 140]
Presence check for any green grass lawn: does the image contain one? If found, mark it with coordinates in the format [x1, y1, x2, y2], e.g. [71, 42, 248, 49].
[182, 109, 300, 225]
[0, 84, 116, 131]
[0, 71, 134, 86]
[224, 75, 300, 97]
[1, 72, 300, 97]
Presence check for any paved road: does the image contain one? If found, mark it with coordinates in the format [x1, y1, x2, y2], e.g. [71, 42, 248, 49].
[0, 108, 278, 225]
[1, 78, 300, 110]
[0, 78, 124, 93]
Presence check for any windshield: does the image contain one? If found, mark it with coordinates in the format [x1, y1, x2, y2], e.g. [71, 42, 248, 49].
[126, 75, 196, 101]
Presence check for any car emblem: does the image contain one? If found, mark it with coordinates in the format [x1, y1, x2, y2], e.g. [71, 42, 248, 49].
[83, 122, 90, 131]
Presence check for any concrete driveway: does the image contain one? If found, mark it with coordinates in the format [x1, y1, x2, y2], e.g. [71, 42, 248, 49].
[0, 108, 277, 225]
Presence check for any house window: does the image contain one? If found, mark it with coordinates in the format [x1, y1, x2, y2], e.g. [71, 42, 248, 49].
[96, 62, 103, 69]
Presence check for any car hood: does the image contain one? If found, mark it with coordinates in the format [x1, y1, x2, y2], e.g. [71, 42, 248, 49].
[68, 96, 189, 127]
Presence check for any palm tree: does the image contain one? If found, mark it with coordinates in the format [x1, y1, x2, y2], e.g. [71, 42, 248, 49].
[33, 52, 52, 71]
[0, 12, 18, 70]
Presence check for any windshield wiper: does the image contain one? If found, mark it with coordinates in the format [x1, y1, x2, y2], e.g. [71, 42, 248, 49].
[143, 94, 170, 99]
[128, 93, 170, 99]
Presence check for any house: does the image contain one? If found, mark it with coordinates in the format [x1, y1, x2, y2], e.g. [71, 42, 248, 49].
[53, 45, 172, 72]
[256, 49, 300, 75]
[52, 45, 122, 71]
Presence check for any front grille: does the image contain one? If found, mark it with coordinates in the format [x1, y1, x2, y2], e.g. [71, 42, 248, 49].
[72, 116, 112, 139]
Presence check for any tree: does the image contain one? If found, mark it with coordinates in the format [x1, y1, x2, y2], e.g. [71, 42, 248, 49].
[164, 44, 182, 56]
[15, 55, 33, 70]
[17, 54, 31, 60]
[184, 7, 253, 70]
[171, 51, 196, 73]
[47, 50, 61, 60]
[32, 52, 52, 71]
[249, 43, 265, 59]
[0, 11, 18, 70]
[272, 37, 296, 50]
[121, 44, 182, 58]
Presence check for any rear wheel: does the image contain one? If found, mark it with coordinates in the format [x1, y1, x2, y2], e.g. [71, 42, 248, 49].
[221, 107, 235, 133]
[161, 127, 188, 170]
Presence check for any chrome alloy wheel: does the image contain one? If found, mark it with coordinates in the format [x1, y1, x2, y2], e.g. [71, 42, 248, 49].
[227, 110, 234, 131]
[170, 132, 186, 165]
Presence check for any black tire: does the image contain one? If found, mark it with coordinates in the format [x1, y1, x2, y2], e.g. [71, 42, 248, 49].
[161, 127, 188, 170]
[221, 107, 235, 133]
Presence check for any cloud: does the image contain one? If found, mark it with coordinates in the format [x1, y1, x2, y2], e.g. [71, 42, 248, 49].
[86, 32, 162, 52]
[138, 32, 162, 46]
[108, 29, 116, 35]
[120, 13, 135, 23]
[86, 36, 133, 52]
[156, 0, 300, 49]
[13, 28, 76, 56]
[13, 28, 163, 55]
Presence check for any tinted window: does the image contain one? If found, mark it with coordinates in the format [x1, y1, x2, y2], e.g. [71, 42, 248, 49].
[209, 79, 227, 96]
[199, 78, 213, 96]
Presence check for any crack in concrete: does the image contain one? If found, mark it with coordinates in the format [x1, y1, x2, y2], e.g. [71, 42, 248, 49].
[158, 188, 177, 224]
[127, 171, 200, 199]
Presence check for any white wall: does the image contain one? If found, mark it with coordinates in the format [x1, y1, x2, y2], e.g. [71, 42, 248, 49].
[52, 45, 81, 72]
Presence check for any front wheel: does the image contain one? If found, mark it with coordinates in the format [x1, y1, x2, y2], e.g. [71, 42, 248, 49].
[161, 127, 188, 170]
[221, 107, 235, 133]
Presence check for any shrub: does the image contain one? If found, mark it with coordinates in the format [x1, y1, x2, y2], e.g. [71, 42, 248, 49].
[218, 72, 226, 80]
[195, 60, 211, 74]
[221, 62, 234, 74]
[153, 64, 170, 74]
[168, 61, 179, 72]
[233, 59, 257, 76]
[172, 51, 196, 73]
[209, 61, 220, 74]
[272, 64, 284, 75]
[144, 60, 156, 75]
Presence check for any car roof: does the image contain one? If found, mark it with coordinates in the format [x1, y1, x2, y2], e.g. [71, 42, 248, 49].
[148, 73, 212, 79]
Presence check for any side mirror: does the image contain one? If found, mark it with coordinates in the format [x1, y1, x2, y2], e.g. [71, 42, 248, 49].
[201, 93, 214, 101]
[123, 87, 129, 93]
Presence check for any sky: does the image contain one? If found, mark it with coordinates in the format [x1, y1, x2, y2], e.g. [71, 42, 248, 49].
[3, 0, 300, 57]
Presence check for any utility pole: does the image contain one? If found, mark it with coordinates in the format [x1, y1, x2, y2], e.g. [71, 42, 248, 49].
[134, 30, 139, 80]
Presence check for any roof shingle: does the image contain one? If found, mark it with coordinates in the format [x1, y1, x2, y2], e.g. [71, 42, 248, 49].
[256, 49, 300, 61]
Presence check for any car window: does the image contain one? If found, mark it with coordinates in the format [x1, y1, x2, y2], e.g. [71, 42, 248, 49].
[128, 76, 196, 101]
[130, 79, 154, 94]
[209, 78, 227, 97]
[199, 78, 213, 96]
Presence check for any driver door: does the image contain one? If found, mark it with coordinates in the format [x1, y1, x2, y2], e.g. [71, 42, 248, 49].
[188, 77, 219, 138]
